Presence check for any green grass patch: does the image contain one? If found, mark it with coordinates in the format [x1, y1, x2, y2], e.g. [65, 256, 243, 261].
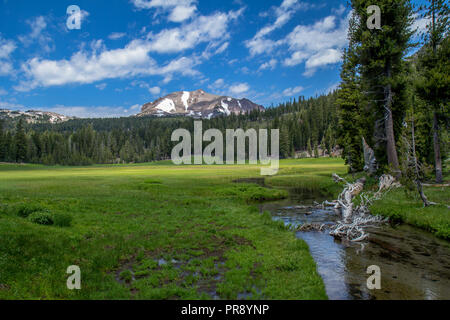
[0, 159, 343, 300]
[371, 187, 450, 240]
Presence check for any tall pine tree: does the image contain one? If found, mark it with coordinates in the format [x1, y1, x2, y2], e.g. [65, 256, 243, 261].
[416, 0, 449, 183]
[352, 0, 414, 175]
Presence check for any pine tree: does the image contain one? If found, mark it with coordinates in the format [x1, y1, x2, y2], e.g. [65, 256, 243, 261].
[0, 120, 5, 161]
[416, 0, 449, 183]
[336, 42, 365, 172]
[352, 0, 414, 176]
[15, 119, 27, 163]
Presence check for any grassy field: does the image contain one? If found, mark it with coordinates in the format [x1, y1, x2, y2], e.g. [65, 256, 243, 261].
[0, 158, 346, 300]
[371, 185, 450, 240]
[1, 158, 448, 300]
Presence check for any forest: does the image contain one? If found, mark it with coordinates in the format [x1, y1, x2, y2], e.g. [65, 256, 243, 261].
[0, 0, 448, 184]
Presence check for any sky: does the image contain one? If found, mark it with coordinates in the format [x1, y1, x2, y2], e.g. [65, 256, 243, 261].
[0, 0, 428, 118]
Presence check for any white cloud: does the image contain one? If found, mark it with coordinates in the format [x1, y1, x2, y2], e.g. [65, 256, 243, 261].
[0, 101, 140, 118]
[169, 5, 197, 22]
[283, 13, 349, 75]
[15, 40, 200, 91]
[95, 83, 107, 90]
[131, 80, 162, 95]
[0, 37, 16, 76]
[108, 32, 127, 40]
[215, 42, 229, 55]
[246, 3, 349, 76]
[0, 88, 8, 95]
[259, 58, 277, 71]
[326, 82, 339, 93]
[283, 86, 304, 96]
[43, 105, 138, 118]
[149, 86, 161, 95]
[411, 14, 430, 37]
[245, 0, 306, 56]
[18, 16, 54, 53]
[131, 0, 197, 23]
[147, 9, 242, 54]
[0, 101, 26, 110]
[229, 83, 250, 95]
[304, 48, 341, 75]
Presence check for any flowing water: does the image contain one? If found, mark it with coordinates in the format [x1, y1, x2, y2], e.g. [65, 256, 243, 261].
[260, 190, 450, 300]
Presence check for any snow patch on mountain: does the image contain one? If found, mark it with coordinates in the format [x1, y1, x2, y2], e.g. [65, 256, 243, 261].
[155, 99, 176, 113]
[182, 91, 190, 111]
[221, 100, 231, 115]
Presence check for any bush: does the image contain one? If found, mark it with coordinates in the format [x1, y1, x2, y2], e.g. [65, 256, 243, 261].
[15, 203, 46, 218]
[28, 211, 54, 225]
[52, 213, 73, 227]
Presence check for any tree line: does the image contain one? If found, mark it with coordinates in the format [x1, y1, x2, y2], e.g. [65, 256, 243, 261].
[0, 0, 447, 185]
[0, 90, 340, 165]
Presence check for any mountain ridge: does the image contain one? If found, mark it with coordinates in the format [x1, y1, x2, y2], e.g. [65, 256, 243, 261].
[137, 89, 264, 119]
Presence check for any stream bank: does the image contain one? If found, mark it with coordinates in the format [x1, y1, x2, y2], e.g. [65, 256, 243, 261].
[260, 188, 450, 300]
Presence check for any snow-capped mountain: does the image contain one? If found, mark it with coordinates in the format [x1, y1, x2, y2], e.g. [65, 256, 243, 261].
[137, 89, 264, 118]
[0, 109, 74, 124]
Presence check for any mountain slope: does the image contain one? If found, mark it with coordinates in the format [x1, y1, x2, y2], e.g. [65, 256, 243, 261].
[0, 109, 74, 124]
[137, 89, 264, 118]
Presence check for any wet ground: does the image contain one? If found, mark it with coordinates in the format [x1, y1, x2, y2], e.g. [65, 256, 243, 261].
[261, 193, 450, 300]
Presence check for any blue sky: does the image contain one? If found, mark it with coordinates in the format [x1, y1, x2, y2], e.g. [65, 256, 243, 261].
[0, 0, 428, 118]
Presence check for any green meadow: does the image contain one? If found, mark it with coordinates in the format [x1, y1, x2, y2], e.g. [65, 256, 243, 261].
[0, 158, 448, 299]
[0, 158, 346, 300]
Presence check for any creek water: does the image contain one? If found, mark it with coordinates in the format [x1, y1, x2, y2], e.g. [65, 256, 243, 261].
[260, 189, 450, 300]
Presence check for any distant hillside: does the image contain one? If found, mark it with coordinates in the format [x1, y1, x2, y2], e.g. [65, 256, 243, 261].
[0, 109, 74, 125]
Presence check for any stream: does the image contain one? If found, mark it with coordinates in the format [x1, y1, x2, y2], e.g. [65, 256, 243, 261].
[260, 189, 450, 300]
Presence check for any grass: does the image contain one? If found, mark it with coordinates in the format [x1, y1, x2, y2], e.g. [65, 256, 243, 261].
[1, 158, 447, 299]
[371, 186, 450, 240]
[0, 159, 347, 300]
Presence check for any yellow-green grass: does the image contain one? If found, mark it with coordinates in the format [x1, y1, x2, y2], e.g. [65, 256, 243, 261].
[0, 159, 346, 300]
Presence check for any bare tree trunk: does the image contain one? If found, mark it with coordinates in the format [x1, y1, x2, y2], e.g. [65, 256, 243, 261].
[411, 114, 432, 207]
[433, 111, 443, 183]
[384, 79, 400, 177]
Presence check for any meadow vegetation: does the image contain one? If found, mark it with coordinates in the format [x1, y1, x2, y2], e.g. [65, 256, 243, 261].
[0, 158, 448, 299]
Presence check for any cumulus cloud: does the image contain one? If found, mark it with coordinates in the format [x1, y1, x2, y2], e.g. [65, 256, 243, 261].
[246, 3, 349, 76]
[15, 39, 199, 91]
[148, 86, 161, 95]
[147, 9, 243, 54]
[131, 0, 198, 23]
[259, 58, 277, 71]
[245, 0, 306, 56]
[229, 83, 250, 95]
[283, 86, 304, 96]
[283, 13, 349, 75]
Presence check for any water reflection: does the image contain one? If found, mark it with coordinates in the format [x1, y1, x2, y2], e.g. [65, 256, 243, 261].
[262, 201, 450, 300]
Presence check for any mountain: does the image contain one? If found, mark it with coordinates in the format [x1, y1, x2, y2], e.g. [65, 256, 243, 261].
[137, 89, 264, 118]
[0, 109, 74, 124]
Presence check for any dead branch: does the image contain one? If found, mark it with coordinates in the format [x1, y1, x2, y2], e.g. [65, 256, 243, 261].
[320, 174, 397, 242]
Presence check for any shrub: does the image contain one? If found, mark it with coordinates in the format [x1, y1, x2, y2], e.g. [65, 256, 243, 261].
[119, 270, 133, 283]
[28, 211, 54, 225]
[16, 203, 45, 218]
[52, 212, 73, 227]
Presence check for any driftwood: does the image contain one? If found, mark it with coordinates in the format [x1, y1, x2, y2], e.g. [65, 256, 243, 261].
[320, 174, 400, 242]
